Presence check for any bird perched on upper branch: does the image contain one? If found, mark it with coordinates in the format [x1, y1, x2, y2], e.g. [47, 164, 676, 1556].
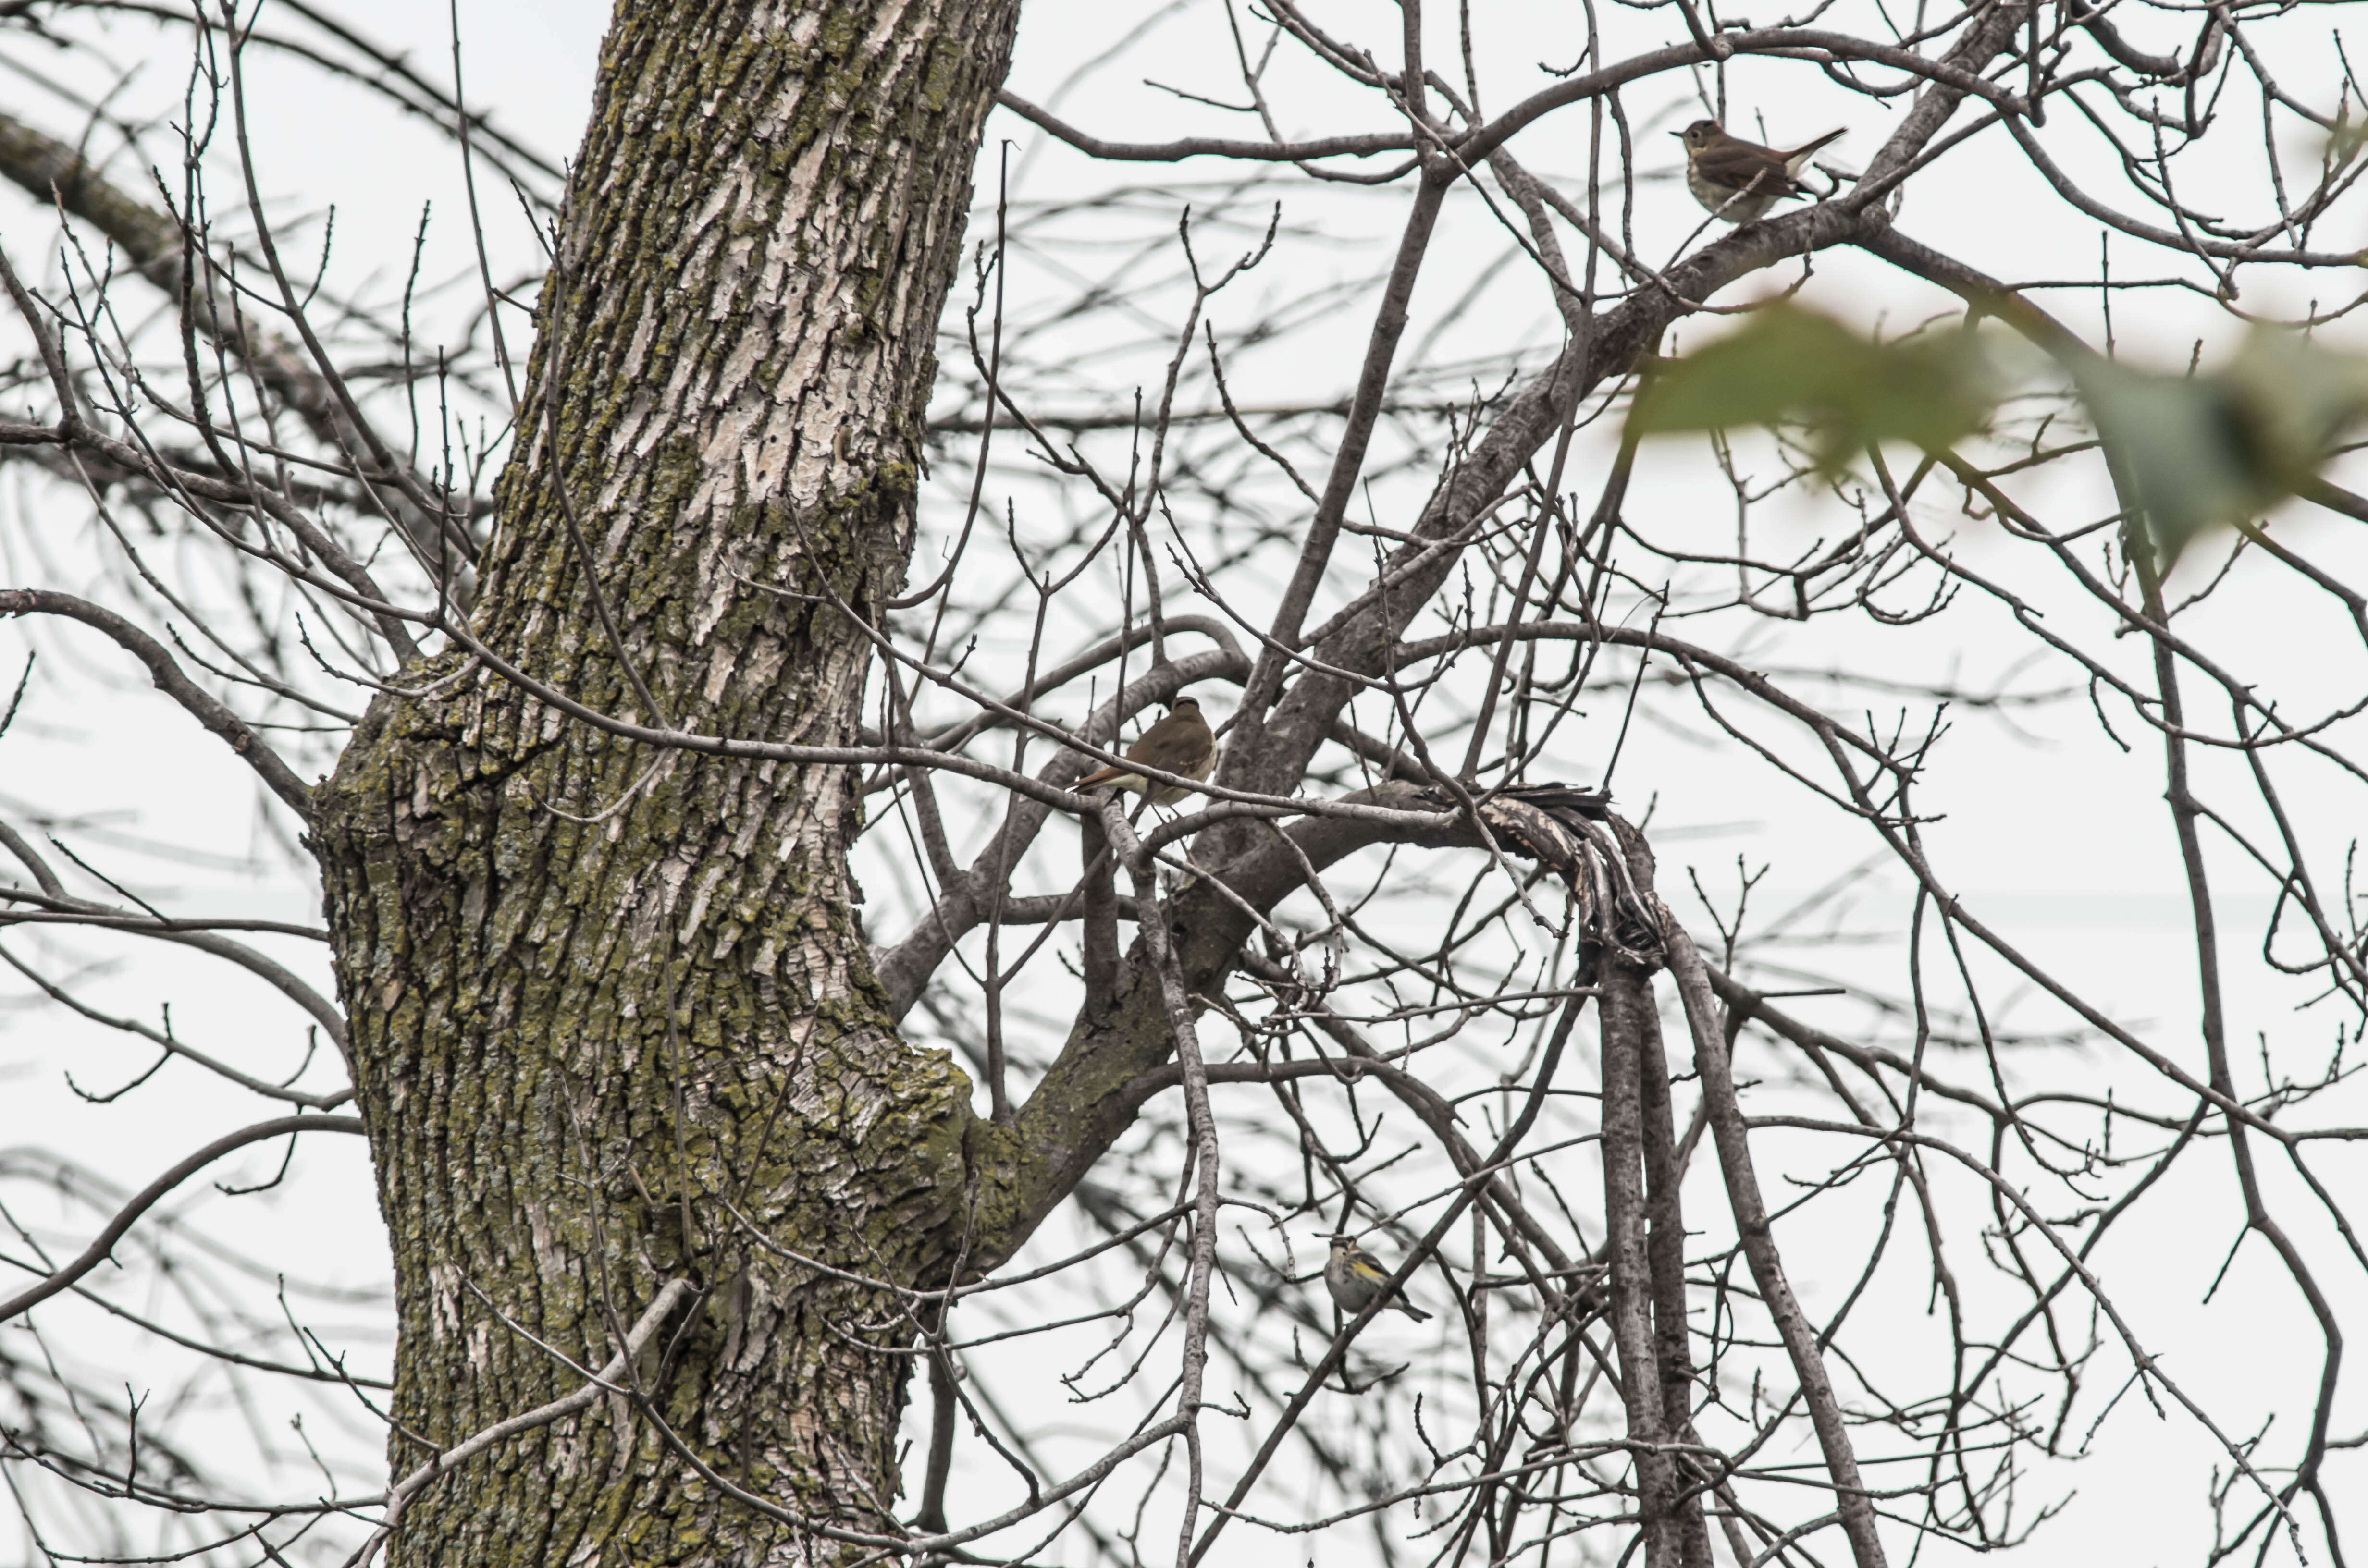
[1674, 120, 1844, 223]
[1074, 695, 1215, 806]
[1324, 1233, 1432, 1322]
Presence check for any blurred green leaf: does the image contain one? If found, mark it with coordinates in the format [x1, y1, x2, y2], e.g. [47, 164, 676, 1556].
[1636, 306, 2368, 569]
[2073, 328, 2368, 564]
[2327, 107, 2365, 165]
[1629, 304, 1996, 475]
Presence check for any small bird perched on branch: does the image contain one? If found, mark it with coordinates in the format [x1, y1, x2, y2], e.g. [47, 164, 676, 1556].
[1324, 1233, 1431, 1322]
[1075, 695, 1214, 806]
[1674, 120, 1844, 223]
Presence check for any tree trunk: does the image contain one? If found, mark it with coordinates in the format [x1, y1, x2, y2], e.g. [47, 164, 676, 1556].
[311, 1, 1022, 1561]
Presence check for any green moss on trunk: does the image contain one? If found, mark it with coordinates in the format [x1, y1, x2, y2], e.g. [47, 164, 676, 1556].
[312, 2, 1023, 1562]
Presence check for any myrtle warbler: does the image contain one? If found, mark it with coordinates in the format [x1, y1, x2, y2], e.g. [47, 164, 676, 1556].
[1674, 121, 1845, 224]
[1323, 1233, 1431, 1322]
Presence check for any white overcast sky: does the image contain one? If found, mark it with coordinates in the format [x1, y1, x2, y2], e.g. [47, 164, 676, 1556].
[2, 2, 2363, 1564]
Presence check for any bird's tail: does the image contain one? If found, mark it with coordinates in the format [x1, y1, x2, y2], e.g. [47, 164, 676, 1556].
[1785, 128, 1846, 169]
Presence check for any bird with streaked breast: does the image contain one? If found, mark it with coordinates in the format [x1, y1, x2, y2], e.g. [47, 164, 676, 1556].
[1074, 695, 1214, 806]
[1323, 1232, 1432, 1322]
[1675, 120, 1845, 224]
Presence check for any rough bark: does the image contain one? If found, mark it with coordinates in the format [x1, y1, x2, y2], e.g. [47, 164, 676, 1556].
[1615, 825, 1718, 1568]
[1597, 959, 1681, 1567]
[311, 2, 1022, 1563]
[1633, 990, 1715, 1568]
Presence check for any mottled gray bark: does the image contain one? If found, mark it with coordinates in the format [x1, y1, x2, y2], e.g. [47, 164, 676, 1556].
[313, 2, 1023, 1562]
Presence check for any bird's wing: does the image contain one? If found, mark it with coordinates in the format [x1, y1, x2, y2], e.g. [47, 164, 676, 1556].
[1694, 143, 1799, 195]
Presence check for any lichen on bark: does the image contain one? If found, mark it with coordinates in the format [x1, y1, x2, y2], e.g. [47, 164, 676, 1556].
[310, 2, 1023, 1561]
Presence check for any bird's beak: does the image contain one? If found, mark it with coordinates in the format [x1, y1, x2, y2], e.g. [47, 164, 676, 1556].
[1670, 130, 1684, 139]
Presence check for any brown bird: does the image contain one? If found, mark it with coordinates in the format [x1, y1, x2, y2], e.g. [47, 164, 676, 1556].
[1075, 696, 1215, 806]
[1674, 120, 1845, 224]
